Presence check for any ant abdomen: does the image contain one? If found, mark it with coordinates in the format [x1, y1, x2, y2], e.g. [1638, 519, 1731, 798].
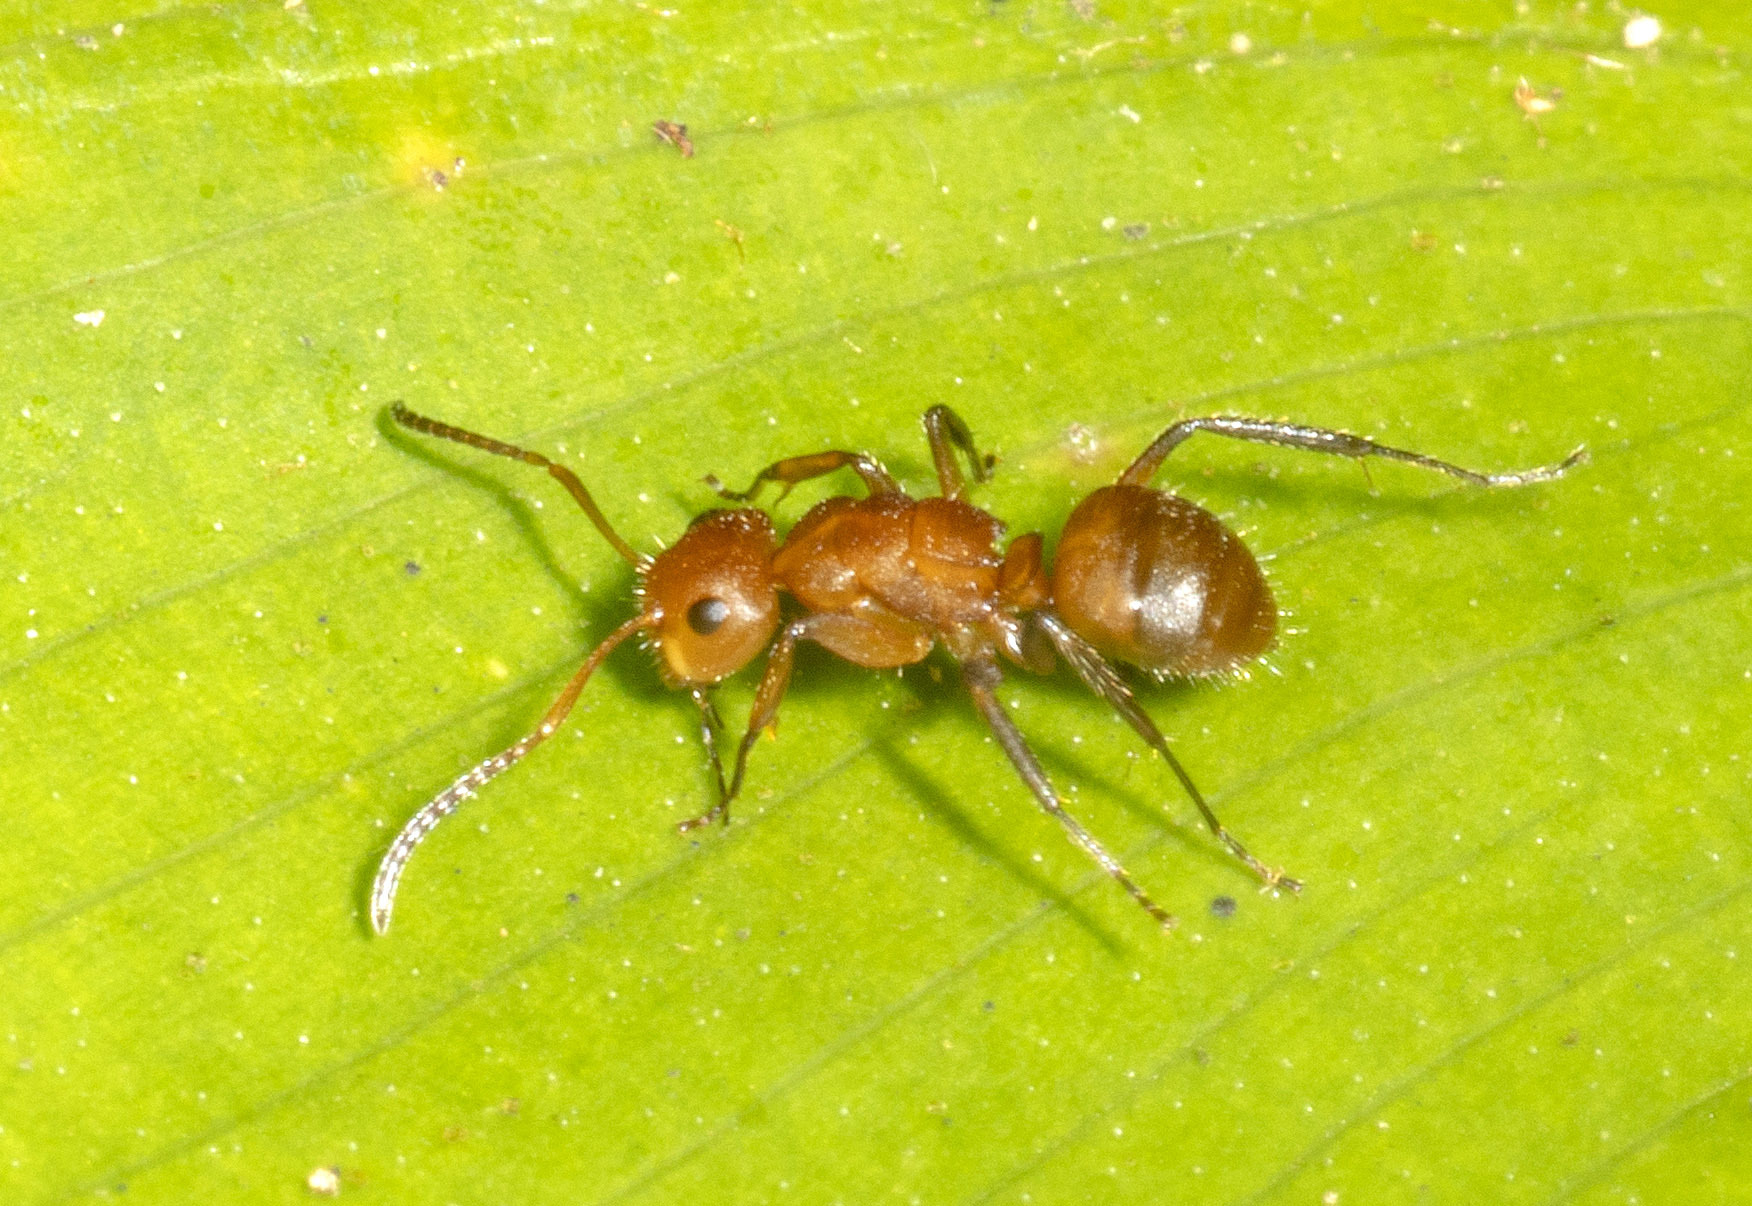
[1051, 484, 1276, 678]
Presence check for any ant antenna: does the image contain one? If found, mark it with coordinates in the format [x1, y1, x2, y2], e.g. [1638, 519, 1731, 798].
[390, 402, 648, 567]
[370, 614, 648, 934]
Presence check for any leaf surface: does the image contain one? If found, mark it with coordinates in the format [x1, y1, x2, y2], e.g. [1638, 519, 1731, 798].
[3, 2, 1749, 1202]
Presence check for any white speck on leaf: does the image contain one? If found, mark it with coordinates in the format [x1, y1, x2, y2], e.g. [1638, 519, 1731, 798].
[1623, 15, 1661, 48]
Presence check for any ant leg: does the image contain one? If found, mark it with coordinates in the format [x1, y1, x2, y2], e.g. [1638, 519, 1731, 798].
[691, 687, 730, 807]
[677, 617, 812, 833]
[922, 405, 995, 501]
[1036, 614, 1301, 893]
[962, 657, 1176, 931]
[1119, 414, 1586, 490]
[389, 403, 646, 567]
[677, 611, 931, 834]
[704, 451, 900, 506]
[369, 614, 648, 935]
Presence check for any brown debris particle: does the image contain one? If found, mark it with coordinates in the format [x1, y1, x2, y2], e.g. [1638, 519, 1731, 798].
[422, 157, 466, 191]
[714, 218, 746, 260]
[653, 120, 694, 158]
[1514, 77, 1559, 120]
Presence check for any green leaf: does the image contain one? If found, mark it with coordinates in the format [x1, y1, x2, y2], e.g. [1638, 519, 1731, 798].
[4, 2, 1749, 1201]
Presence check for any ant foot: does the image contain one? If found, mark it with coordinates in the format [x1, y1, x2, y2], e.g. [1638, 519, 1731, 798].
[1257, 866, 1303, 894]
[1137, 899, 1178, 932]
[677, 805, 731, 835]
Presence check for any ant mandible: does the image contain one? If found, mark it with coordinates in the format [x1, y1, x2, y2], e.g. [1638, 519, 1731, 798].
[371, 401, 1582, 935]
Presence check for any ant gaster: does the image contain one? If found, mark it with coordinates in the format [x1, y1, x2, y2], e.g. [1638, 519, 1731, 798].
[372, 401, 1582, 934]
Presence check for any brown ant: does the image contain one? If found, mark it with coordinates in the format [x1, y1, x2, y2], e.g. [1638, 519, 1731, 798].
[371, 401, 1582, 935]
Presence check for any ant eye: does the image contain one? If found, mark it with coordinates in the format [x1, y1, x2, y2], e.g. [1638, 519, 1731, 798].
[687, 596, 730, 635]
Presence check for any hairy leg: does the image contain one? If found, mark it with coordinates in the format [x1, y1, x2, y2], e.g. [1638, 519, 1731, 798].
[1036, 613, 1300, 892]
[1121, 414, 1584, 491]
[962, 657, 1175, 931]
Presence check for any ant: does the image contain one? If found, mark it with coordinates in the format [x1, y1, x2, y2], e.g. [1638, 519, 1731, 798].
[371, 401, 1582, 935]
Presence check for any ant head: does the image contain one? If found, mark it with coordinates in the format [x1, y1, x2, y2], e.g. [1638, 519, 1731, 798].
[640, 508, 781, 686]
